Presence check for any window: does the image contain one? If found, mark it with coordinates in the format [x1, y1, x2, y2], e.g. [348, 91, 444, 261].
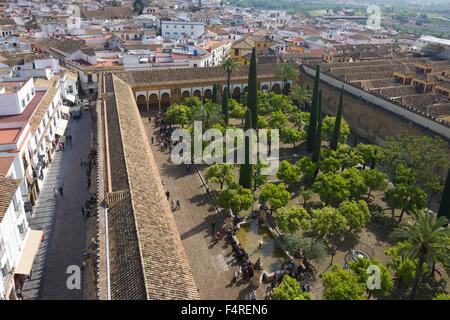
[13, 194, 19, 212]
[18, 221, 27, 238]
[0, 238, 5, 257]
[21, 99, 25, 108]
[27, 93, 30, 101]
[1, 260, 10, 278]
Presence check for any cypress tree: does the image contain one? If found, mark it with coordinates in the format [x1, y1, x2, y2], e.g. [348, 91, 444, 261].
[438, 167, 450, 221]
[239, 108, 253, 189]
[222, 87, 229, 125]
[330, 86, 344, 150]
[312, 90, 323, 163]
[247, 47, 258, 130]
[307, 65, 320, 152]
[212, 83, 217, 103]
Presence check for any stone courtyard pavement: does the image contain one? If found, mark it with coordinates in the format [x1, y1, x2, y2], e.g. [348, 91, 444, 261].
[143, 118, 268, 300]
[22, 112, 93, 300]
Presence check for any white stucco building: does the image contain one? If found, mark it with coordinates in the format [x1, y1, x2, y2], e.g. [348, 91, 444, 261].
[161, 21, 205, 39]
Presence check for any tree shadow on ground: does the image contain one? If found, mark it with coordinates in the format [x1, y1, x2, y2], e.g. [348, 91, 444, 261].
[335, 232, 359, 253]
[159, 161, 192, 179]
[187, 193, 216, 213]
[179, 215, 213, 241]
[365, 217, 396, 244]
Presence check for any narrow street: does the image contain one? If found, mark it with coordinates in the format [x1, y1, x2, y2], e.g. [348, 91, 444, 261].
[22, 111, 94, 300]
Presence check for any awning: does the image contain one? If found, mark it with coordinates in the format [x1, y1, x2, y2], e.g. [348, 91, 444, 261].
[65, 93, 76, 103]
[14, 230, 43, 275]
[55, 119, 68, 136]
[60, 105, 71, 114]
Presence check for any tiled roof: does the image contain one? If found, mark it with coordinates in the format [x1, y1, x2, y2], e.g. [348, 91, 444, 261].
[81, 7, 135, 20]
[29, 87, 58, 134]
[0, 91, 45, 126]
[97, 73, 199, 300]
[36, 38, 85, 55]
[115, 63, 283, 87]
[0, 175, 20, 221]
[0, 156, 14, 176]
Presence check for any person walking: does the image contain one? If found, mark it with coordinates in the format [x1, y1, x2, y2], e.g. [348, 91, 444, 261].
[151, 136, 154, 144]
[59, 186, 64, 197]
[175, 199, 180, 210]
[81, 207, 86, 217]
[211, 221, 216, 233]
[165, 190, 170, 199]
[80, 158, 83, 166]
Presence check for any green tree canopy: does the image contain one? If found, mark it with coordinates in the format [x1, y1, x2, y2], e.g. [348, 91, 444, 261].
[355, 143, 382, 169]
[272, 275, 312, 300]
[276, 160, 301, 187]
[321, 115, 350, 144]
[385, 184, 427, 223]
[349, 258, 393, 299]
[385, 241, 422, 285]
[338, 200, 371, 233]
[217, 183, 253, 215]
[311, 206, 348, 240]
[313, 172, 350, 205]
[281, 127, 303, 147]
[229, 99, 246, 122]
[433, 293, 450, 300]
[165, 104, 190, 127]
[259, 183, 291, 213]
[362, 169, 388, 198]
[269, 110, 289, 129]
[336, 143, 364, 170]
[276, 206, 310, 234]
[289, 84, 311, 107]
[392, 211, 450, 299]
[381, 134, 449, 194]
[205, 164, 235, 190]
[322, 265, 366, 300]
[296, 156, 317, 184]
[252, 160, 268, 191]
[285, 234, 327, 264]
[341, 168, 368, 200]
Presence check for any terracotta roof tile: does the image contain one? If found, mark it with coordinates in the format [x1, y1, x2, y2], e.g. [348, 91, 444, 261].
[0, 175, 20, 221]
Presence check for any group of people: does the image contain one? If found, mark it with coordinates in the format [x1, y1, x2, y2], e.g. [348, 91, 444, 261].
[81, 193, 97, 218]
[227, 227, 259, 285]
[80, 148, 97, 190]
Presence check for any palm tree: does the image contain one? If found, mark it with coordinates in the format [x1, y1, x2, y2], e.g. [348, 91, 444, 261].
[289, 84, 311, 110]
[220, 57, 239, 100]
[392, 211, 450, 300]
[275, 64, 298, 95]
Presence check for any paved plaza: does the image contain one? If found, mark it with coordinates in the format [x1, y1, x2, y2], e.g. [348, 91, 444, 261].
[22, 112, 94, 300]
[143, 118, 268, 300]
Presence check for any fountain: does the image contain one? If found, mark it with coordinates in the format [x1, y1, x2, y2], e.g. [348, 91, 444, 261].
[235, 219, 288, 274]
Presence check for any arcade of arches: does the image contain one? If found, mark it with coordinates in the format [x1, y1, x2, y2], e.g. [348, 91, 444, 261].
[133, 80, 292, 114]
